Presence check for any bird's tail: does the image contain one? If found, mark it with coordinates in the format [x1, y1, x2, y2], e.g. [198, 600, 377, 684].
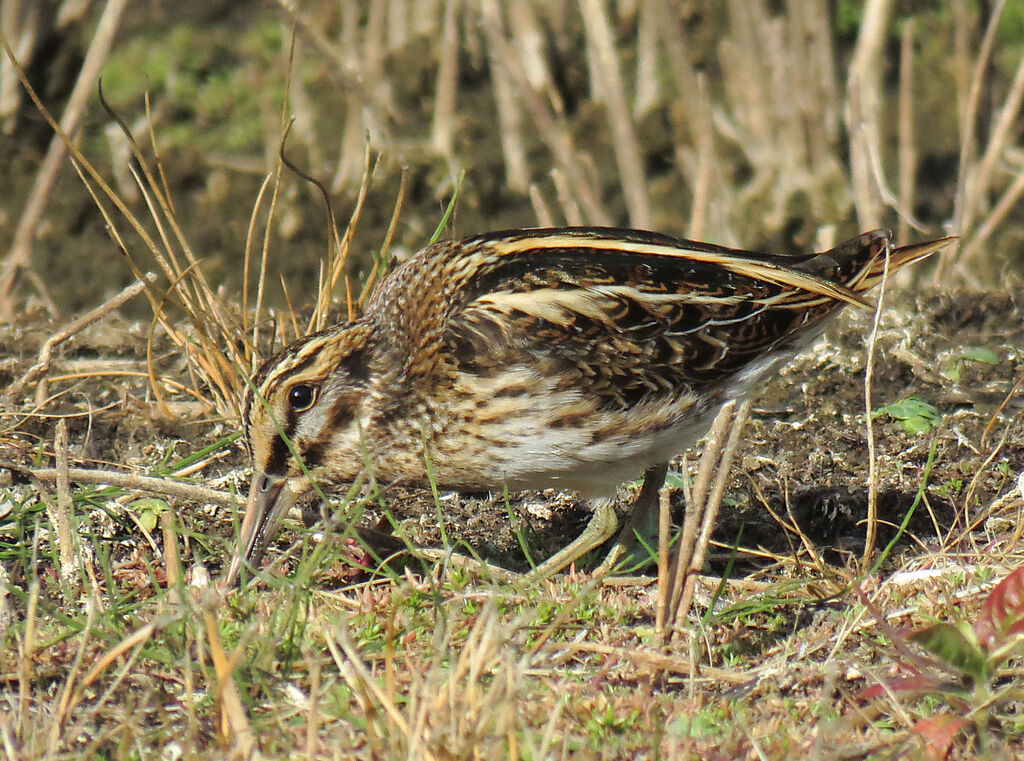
[797, 230, 956, 306]
[857, 235, 957, 291]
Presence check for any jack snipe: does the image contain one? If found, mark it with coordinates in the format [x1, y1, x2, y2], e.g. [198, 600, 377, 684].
[224, 227, 952, 585]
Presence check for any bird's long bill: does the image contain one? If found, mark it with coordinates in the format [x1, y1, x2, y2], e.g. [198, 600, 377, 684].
[865, 236, 958, 284]
[892, 236, 958, 266]
[838, 235, 955, 305]
[220, 470, 300, 588]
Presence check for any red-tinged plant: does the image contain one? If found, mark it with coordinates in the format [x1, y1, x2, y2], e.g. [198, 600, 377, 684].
[858, 567, 1024, 759]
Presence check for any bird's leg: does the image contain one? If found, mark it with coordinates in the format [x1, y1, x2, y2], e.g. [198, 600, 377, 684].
[524, 462, 670, 581]
[594, 462, 669, 576]
[524, 495, 619, 581]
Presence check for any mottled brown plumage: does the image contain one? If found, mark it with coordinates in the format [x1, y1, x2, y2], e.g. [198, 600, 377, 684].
[225, 227, 952, 585]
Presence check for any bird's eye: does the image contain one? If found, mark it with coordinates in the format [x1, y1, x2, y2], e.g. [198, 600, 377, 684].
[287, 384, 317, 411]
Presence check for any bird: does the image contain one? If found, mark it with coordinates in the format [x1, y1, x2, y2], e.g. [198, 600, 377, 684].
[222, 226, 952, 586]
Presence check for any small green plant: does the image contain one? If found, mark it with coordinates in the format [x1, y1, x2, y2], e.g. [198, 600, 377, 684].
[935, 478, 964, 498]
[127, 497, 168, 533]
[872, 396, 941, 435]
[585, 702, 641, 746]
[670, 704, 731, 740]
[858, 567, 1024, 758]
[944, 346, 1000, 382]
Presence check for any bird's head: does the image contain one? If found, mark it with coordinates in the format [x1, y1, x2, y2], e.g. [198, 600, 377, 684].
[222, 321, 375, 586]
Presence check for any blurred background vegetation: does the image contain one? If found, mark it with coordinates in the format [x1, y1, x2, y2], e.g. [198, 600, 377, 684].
[1, 0, 1022, 315]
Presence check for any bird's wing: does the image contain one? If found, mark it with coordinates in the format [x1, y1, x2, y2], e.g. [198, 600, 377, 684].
[437, 228, 882, 409]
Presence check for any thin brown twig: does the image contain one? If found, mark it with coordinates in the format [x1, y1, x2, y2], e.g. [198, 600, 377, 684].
[115, 125, 229, 351]
[143, 90, 174, 216]
[543, 641, 750, 683]
[300, 142, 375, 334]
[659, 400, 751, 647]
[161, 510, 182, 605]
[131, 160, 245, 414]
[281, 275, 300, 342]
[202, 603, 256, 755]
[673, 400, 751, 639]
[326, 619, 435, 761]
[144, 263, 208, 420]
[358, 166, 410, 309]
[17, 573, 40, 742]
[242, 172, 275, 339]
[48, 592, 98, 751]
[655, 482, 671, 641]
[252, 162, 286, 369]
[5, 273, 156, 404]
[53, 420, 78, 592]
[861, 238, 891, 573]
[20, 467, 237, 506]
[664, 410, 732, 632]
[944, 425, 1015, 552]
[752, 477, 830, 577]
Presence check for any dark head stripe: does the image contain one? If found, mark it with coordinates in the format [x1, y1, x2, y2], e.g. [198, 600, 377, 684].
[265, 434, 291, 476]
